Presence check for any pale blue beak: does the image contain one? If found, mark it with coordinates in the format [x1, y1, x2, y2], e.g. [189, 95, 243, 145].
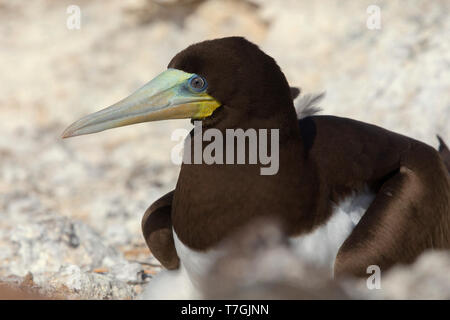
[62, 69, 220, 138]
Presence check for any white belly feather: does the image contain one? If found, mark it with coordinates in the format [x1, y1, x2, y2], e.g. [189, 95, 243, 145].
[290, 189, 375, 273]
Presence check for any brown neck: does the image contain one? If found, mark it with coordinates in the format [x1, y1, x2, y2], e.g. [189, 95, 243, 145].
[171, 113, 330, 250]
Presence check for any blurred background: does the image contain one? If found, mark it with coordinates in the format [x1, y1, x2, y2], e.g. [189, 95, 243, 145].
[0, 0, 449, 299]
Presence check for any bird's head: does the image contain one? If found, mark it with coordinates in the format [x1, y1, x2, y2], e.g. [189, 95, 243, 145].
[62, 37, 294, 138]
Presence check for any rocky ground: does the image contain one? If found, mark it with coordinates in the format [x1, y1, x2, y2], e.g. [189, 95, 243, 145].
[0, 0, 449, 299]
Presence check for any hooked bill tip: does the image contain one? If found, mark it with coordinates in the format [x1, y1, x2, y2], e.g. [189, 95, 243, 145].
[61, 130, 70, 139]
[61, 125, 80, 139]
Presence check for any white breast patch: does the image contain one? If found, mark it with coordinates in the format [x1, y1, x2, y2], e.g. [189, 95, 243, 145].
[140, 232, 223, 299]
[173, 231, 224, 287]
[289, 189, 375, 274]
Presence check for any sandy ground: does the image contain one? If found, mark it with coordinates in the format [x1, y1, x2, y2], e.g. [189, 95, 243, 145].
[0, 0, 449, 299]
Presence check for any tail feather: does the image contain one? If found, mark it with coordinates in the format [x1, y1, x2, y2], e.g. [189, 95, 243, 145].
[437, 135, 450, 173]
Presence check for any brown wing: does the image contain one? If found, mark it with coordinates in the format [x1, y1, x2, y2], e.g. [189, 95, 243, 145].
[141, 190, 179, 270]
[335, 142, 450, 277]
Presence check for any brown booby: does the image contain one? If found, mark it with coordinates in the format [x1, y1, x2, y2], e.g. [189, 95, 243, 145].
[62, 37, 450, 296]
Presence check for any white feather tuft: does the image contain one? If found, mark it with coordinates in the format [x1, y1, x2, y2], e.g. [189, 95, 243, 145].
[139, 264, 201, 300]
[295, 92, 325, 119]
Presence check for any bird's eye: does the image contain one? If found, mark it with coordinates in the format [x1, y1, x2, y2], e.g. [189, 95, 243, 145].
[188, 75, 207, 92]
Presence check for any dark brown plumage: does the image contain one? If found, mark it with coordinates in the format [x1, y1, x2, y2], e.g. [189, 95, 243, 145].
[142, 190, 179, 270]
[438, 135, 450, 173]
[141, 37, 450, 277]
